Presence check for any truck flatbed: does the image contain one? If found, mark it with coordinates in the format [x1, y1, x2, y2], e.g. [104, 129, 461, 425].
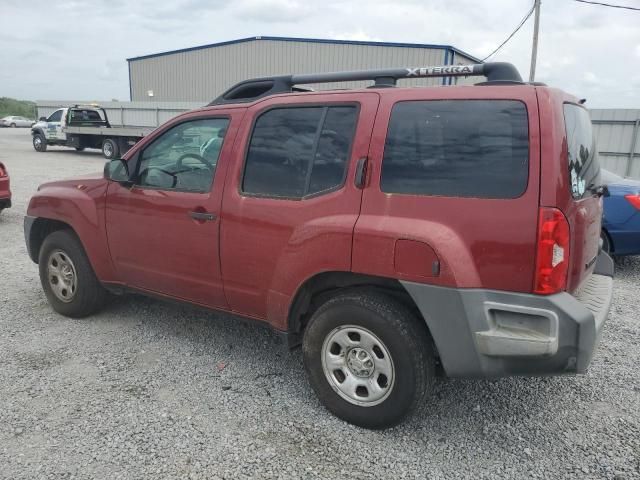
[65, 125, 156, 138]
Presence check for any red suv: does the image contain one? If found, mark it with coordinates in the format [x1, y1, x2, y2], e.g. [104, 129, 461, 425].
[24, 63, 614, 428]
[0, 162, 11, 213]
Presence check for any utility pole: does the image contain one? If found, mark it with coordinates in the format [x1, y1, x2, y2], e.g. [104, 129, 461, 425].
[529, 0, 541, 82]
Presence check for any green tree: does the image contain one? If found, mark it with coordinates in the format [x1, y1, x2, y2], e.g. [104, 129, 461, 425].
[0, 97, 37, 119]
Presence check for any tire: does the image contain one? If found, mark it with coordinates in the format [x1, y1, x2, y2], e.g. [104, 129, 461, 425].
[601, 230, 612, 255]
[9, 123, 16, 128]
[33, 133, 47, 152]
[38, 230, 106, 318]
[75, 147, 85, 151]
[102, 139, 118, 159]
[302, 290, 435, 429]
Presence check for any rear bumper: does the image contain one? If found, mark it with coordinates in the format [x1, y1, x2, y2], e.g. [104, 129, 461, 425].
[401, 252, 614, 378]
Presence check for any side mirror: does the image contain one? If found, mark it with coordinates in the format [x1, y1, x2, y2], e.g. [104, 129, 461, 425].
[104, 158, 132, 186]
[39, 117, 46, 122]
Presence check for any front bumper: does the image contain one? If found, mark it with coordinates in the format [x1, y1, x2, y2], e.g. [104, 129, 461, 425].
[402, 251, 614, 378]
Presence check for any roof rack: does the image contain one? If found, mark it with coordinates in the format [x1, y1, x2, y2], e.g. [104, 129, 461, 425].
[209, 62, 522, 105]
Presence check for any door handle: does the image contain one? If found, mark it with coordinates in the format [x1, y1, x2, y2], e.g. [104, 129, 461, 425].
[189, 211, 216, 221]
[354, 156, 368, 189]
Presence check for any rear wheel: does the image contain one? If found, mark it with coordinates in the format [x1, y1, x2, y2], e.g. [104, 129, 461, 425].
[75, 146, 85, 151]
[38, 230, 106, 318]
[102, 139, 118, 159]
[302, 290, 435, 429]
[33, 133, 47, 152]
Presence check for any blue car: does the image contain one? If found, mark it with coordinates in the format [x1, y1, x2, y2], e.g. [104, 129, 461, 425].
[601, 169, 640, 256]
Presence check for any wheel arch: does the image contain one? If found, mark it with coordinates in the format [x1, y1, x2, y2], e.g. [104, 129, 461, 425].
[287, 271, 428, 348]
[26, 217, 76, 264]
[601, 227, 614, 254]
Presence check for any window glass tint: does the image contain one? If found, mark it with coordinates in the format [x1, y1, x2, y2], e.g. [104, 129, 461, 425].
[564, 104, 600, 199]
[308, 107, 358, 195]
[381, 100, 529, 198]
[243, 106, 357, 198]
[70, 109, 103, 122]
[137, 118, 229, 193]
[243, 107, 322, 198]
[47, 110, 63, 122]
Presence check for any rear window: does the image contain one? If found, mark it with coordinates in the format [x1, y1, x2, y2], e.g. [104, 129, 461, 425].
[69, 109, 104, 122]
[380, 100, 529, 198]
[564, 104, 600, 199]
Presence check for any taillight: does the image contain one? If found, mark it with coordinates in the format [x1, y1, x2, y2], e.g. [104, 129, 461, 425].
[0, 163, 6, 177]
[624, 194, 640, 210]
[534, 207, 570, 295]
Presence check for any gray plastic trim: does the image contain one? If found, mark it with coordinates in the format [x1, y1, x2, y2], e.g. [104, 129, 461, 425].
[401, 274, 612, 378]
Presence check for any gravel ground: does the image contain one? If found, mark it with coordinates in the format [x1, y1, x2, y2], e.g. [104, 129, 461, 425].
[0, 127, 638, 479]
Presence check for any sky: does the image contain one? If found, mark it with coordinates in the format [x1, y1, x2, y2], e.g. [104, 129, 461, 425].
[1, 0, 639, 108]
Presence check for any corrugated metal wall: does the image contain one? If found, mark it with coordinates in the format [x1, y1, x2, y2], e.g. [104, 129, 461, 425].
[36, 101, 203, 127]
[592, 109, 640, 179]
[129, 39, 478, 102]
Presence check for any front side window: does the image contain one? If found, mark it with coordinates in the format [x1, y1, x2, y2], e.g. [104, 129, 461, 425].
[47, 110, 63, 122]
[137, 118, 229, 193]
[380, 100, 529, 199]
[564, 104, 600, 199]
[242, 105, 358, 198]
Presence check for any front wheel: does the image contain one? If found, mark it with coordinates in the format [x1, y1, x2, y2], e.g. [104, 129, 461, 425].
[75, 146, 85, 151]
[33, 133, 47, 152]
[9, 123, 16, 128]
[102, 139, 118, 159]
[302, 291, 435, 429]
[38, 230, 106, 318]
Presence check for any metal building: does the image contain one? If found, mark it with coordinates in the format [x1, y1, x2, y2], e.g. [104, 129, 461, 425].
[127, 36, 481, 102]
[591, 109, 640, 179]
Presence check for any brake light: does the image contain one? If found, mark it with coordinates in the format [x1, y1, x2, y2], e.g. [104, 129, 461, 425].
[624, 194, 640, 210]
[534, 207, 570, 295]
[0, 163, 6, 177]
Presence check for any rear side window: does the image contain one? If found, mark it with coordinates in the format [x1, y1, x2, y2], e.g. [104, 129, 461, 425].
[242, 106, 358, 198]
[380, 100, 529, 198]
[564, 104, 600, 199]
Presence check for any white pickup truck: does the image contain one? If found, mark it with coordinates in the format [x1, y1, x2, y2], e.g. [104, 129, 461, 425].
[31, 105, 155, 159]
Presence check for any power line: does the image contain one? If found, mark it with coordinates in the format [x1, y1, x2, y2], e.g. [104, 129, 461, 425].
[481, 3, 536, 62]
[572, 0, 640, 11]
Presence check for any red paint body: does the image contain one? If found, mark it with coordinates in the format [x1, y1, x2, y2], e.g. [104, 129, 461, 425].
[0, 162, 11, 206]
[26, 84, 602, 331]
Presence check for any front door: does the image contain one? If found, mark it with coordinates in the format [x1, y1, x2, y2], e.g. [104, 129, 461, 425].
[44, 109, 65, 141]
[105, 112, 240, 309]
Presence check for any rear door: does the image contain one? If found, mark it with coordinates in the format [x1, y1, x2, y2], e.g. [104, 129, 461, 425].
[219, 92, 379, 326]
[354, 87, 541, 292]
